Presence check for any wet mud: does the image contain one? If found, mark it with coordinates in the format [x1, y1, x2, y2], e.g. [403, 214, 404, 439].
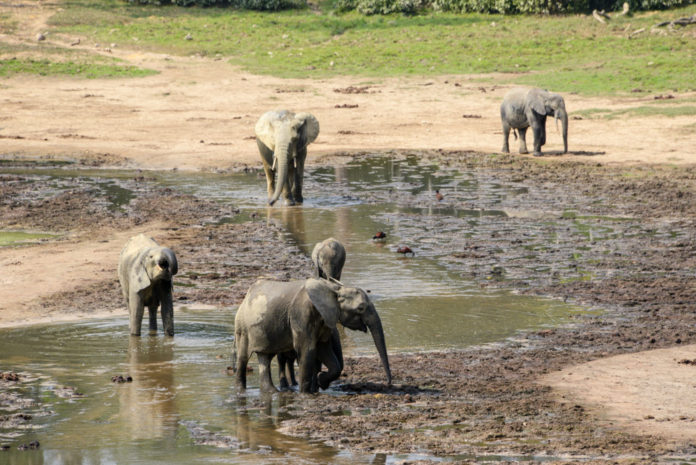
[3, 152, 696, 462]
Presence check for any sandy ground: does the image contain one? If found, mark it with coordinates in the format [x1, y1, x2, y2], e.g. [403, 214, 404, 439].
[3, 1, 696, 458]
[543, 345, 696, 445]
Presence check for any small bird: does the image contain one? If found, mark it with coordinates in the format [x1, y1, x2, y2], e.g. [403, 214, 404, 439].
[435, 190, 444, 201]
[373, 231, 387, 240]
[396, 246, 414, 256]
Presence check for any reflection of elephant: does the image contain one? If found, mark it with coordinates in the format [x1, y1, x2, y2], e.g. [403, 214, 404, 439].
[234, 278, 391, 393]
[118, 234, 178, 336]
[255, 110, 320, 206]
[278, 238, 347, 389]
[119, 337, 177, 440]
[500, 88, 568, 156]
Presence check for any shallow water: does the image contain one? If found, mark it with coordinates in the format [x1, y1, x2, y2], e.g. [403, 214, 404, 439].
[0, 155, 588, 463]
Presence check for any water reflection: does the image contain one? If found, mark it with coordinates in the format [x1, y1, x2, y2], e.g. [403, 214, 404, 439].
[119, 337, 178, 441]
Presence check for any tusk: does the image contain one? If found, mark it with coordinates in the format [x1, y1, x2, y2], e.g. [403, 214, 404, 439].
[272, 156, 277, 171]
[327, 276, 344, 286]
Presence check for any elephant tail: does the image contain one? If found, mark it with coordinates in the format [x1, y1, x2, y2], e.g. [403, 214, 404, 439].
[513, 129, 518, 141]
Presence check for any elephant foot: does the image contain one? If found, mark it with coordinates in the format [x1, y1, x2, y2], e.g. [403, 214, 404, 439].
[502, 147, 509, 154]
[519, 149, 529, 155]
[533, 151, 543, 157]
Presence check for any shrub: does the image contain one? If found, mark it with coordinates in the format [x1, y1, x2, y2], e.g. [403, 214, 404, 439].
[355, 0, 423, 14]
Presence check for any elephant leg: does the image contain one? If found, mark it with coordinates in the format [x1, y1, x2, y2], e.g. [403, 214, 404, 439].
[257, 353, 277, 392]
[501, 122, 511, 153]
[533, 116, 546, 156]
[257, 140, 276, 200]
[277, 352, 294, 390]
[159, 284, 174, 336]
[532, 125, 543, 156]
[148, 305, 158, 333]
[330, 328, 344, 373]
[128, 292, 145, 336]
[317, 340, 341, 390]
[298, 346, 319, 393]
[293, 148, 306, 204]
[235, 335, 249, 390]
[518, 127, 529, 154]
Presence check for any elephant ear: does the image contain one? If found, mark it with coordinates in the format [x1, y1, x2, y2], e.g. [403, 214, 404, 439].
[130, 250, 153, 294]
[529, 91, 548, 115]
[305, 278, 339, 329]
[254, 111, 280, 151]
[295, 113, 319, 150]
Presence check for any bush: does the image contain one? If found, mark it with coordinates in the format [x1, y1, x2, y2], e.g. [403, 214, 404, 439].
[355, 0, 423, 14]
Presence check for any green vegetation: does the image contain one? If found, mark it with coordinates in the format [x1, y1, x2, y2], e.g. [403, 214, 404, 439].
[0, 57, 157, 78]
[47, 0, 696, 94]
[575, 104, 696, 119]
[0, 231, 60, 247]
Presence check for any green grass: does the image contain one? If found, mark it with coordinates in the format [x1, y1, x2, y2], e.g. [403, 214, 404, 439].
[574, 104, 696, 119]
[40, 1, 696, 93]
[0, 57, 157, 78]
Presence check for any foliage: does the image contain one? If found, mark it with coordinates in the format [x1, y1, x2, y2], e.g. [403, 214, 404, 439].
[48, 0, 696, 95]
[125, 0, 304, 9]
[339, 0, 690, 13]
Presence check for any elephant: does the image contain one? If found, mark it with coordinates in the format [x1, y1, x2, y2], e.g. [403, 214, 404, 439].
[500, 88, 568, 156]
[277, 237, 347, 389]
[118, 234, 178, 336]
[255, 110, 320, 206]
[234, 278, 391, 393]
[311, 237, 346, 281]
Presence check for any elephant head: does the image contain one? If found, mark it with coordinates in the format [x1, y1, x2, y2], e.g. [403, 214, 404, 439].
[305, 279, 392, 385]
[136, 246, 178, 293]
[528, 89, 568, 154]
[311, 238, 346, 281]
[255, 110, 320, 206]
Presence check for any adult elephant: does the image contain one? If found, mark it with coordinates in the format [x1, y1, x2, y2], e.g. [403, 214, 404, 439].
[234, 278, 391, 393]
[277, 237, 347, 388]
[500, 88, 568, 156]
[255, 110, 320, 206]
[118, 234, 178, 336]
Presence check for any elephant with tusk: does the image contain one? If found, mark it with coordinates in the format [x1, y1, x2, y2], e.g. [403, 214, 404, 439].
[118, 234, 178, 337]
[255, 110, 320, 206]
[234, 278, 391, 393]
[500, 88, 568, 156]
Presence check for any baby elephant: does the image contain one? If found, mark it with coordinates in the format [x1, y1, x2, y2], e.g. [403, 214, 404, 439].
[500, 87, 568, 156]
[118, 234, 178, 336]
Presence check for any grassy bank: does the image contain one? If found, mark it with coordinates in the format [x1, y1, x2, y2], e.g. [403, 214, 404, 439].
[0, 0, 689, 93]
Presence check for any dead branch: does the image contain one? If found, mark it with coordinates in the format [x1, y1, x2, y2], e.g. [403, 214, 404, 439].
[592, 9, 610, 23]
[618, 2, 629, 16]
[654, 14, 696, 28]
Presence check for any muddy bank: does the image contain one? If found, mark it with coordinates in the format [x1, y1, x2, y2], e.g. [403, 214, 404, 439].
[2, 153, 696, 462]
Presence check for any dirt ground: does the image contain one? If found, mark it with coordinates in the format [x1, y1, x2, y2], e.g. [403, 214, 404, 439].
[3, 1, 696, 462]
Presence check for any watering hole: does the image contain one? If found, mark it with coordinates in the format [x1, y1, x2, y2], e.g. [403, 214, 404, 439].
[0, 154, 590, 463]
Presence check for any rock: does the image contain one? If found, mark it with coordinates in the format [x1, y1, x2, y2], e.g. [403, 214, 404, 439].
[185, 33, 193, 41]
[36, 33, 45, 42]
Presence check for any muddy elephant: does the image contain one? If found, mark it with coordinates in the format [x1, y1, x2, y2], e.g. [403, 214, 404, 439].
[234, 278, 391, 393]
[500, 88, 568, 156]
[118, 234, 178, 336]
[255, 110, 320, 206]
[277, 237, 347, 388]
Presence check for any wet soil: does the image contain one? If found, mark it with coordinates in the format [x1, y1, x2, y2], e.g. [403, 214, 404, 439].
[3, 152, 696, 462]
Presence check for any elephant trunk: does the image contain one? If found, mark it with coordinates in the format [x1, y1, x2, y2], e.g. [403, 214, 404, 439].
[557, 109, 568, 154]
[269, 135, 294, 206]
[162, 248, 178, 276]
[364, 305, 392, 385]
